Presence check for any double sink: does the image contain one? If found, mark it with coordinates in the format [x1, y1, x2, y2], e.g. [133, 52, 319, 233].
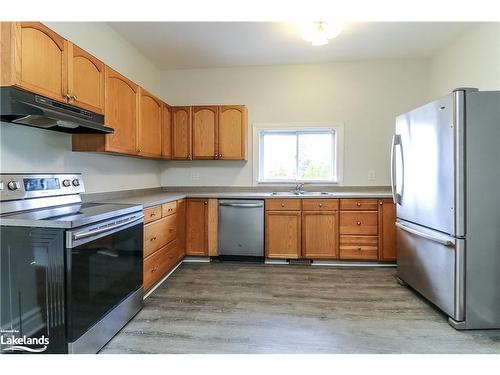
[269, 191, 335, 196]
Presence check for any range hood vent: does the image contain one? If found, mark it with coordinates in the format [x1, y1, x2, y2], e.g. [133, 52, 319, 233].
[0, 87, 113, 134]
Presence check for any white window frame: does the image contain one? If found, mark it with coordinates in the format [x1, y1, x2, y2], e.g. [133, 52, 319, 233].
[252, 122, 344, 185]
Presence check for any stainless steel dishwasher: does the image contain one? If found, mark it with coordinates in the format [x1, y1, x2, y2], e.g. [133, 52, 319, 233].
[218, 199, 264, 261]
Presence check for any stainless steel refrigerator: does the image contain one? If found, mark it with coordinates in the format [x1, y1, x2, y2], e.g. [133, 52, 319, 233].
[392, 87, 500, 329]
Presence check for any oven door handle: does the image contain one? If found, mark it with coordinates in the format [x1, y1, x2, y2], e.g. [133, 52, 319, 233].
[67, 214, 144, 248]
[72, 216, 143, 241]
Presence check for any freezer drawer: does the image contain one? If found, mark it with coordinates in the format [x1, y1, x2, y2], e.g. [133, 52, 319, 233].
[218, 200, 264, 257]
[396, 220, 464, 321]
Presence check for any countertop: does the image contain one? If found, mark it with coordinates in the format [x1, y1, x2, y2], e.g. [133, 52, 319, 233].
[99, 189, 392, 208]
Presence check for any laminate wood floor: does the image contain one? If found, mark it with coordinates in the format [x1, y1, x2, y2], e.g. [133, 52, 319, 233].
[101, 262, 500, 354]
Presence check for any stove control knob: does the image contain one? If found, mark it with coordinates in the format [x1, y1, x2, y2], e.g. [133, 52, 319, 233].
[72, 179, 80, 187]
[7, 181, 20, 191]
[62, 179, 71, 187]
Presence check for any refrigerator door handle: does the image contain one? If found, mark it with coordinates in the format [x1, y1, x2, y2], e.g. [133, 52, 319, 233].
[396, 221, 455, 247]
[391, 134, 401, 204]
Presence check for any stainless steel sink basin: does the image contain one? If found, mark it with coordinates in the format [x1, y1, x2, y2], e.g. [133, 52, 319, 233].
[269, 191, 301, 196]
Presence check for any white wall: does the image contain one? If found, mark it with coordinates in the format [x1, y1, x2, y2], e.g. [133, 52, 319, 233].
[159, 59, 430, 186]
[0, 22, 163, 193]
[429, 23, 500, 99]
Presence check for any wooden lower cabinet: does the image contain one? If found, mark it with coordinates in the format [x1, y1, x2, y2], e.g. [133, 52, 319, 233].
[339, 236, 378, 260]
[144, 240, 181, 290]
[177, 199, 186, 256]
[265, 211, 301, 259]
[302, 211, 338, 259]
[142, 199, 186, 292]
[264, 198, 396, 262]
[186, 198, 218, 256]
[378, 199, 397, 261]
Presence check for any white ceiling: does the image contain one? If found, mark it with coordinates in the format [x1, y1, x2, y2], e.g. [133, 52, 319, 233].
[109, 22, 476, 70]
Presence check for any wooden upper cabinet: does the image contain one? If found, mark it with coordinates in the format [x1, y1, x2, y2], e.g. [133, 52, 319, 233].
[138, 88, 162, 158]
[302, 211, 338, 259]
[172, 106, 192, 160]
[1, 22, 67, 101]
[378, 199, 397, 261]
[192, 106, 218, 159]
[265, 211, 301, 259]
[104, 67, 139, 154]
[67, 43, 105, 114]
[218, 105, 247, 160]
[162, 103, 172, 159]
[186, 199, 208, 256]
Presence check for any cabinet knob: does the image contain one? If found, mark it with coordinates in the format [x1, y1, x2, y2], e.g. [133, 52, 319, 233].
[356, 202, 361, 207]
[204, 201, 208, 205]
[150, 236, 157, 241]
[150, 213, 156, 217]
[65, 93, 72, 100]
[357, 247, 362, 251]
[281, 203, 285, 207]
[356, 221, 361, 225]
[319, 203, 323, 207]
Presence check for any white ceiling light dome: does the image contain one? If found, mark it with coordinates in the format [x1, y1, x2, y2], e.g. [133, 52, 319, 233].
[299, 21, 342, 46]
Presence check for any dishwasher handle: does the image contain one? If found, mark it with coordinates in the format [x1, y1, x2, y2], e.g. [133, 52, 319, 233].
[219, 202, 264, 208]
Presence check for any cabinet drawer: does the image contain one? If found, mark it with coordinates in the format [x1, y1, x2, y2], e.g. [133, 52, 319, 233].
[143, 240, 178, 290]
[339, 236, 378, 260]
[265, 199, 302, 211]
[302, 199, 339, 211]
[144, 205, 162, 224]
[144, 215, 177, 258]
[340, 199, 378, 211]
[162, 201, 177, 217]
[339, 211, 378, 235]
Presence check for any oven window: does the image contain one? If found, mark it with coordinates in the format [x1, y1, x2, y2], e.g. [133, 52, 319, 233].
[66, 222, 143, 341]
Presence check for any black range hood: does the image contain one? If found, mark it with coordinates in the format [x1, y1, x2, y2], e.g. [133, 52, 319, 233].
[0, 87, 113, 134]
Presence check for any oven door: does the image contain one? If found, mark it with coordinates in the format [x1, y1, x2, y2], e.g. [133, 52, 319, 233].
[65, 212, 143, 344]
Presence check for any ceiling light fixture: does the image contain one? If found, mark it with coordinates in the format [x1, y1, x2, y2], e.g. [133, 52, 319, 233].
[299, 21, 342, 46]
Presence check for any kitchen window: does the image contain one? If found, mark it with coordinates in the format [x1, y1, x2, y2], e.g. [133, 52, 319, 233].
[254, 124, 343, 184]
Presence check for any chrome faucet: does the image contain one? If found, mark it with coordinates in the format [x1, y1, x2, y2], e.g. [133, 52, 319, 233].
[294, 183, 305, 194]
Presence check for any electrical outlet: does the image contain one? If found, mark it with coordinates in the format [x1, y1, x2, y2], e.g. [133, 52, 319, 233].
[190, 172, 200, 181]
[368, 170, 376, 181]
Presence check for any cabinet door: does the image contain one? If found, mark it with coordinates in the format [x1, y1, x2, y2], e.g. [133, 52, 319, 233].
[186, 199, 208, 256]
[104, 66, 139, 154]
[265, 211, 301, 259]
[67, 43, 105, 114]
[378, 199, 397, 261]
[138, 88, 162, 158]
[177, 199, 186, 256]
[218, 105, 247, 160]
[192, 106, 218, 159]
[172, 106, 192, 160]
[162, 103, 172, 159]
[302, 211, 338, 259]
[15, 22, 68, 101]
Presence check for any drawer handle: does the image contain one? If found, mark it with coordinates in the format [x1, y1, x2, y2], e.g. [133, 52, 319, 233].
[151, 267, 157, 273]
[150, 213, 156, 217]
[168, 208, 173, 212]
[357, 247, 362, 251]
[281, 203, 285, 207]
[319, 203, 323, 207]
[356, 202, 361, 207]
[356, 221, 362, 225]
[150, 236, 157, 241]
